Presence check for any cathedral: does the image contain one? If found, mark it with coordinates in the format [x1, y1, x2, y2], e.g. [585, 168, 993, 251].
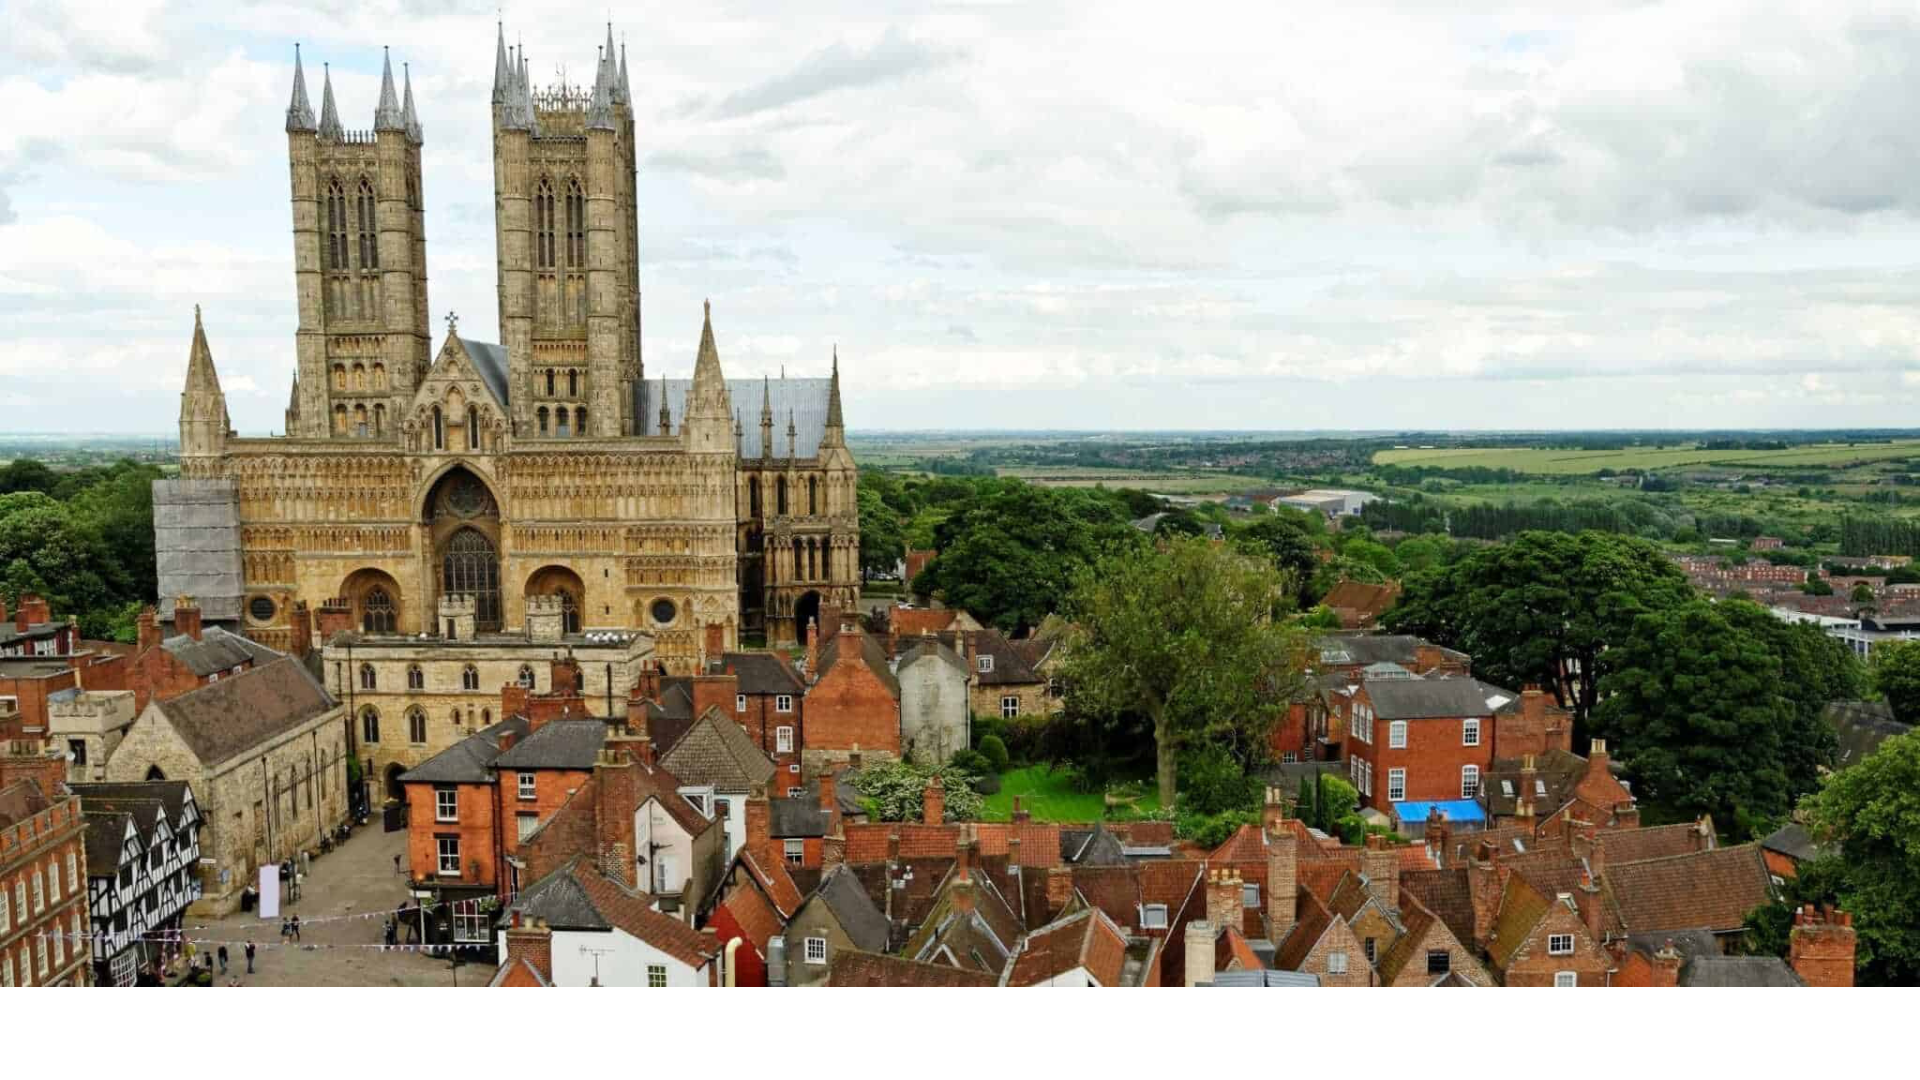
[164, 28, 860, 672]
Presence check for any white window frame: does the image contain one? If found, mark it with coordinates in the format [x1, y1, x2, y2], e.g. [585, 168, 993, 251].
[1241, 883, 1260, 908]
[977, 654, 993, 674]
[775, 726, 794, 753]
[0, 887, 8, 933]
[1548, 933, 1575, 956]
[784, 839, 805, 865]
[65, 852, 77, 893]
[31, 869, 43, 913]
[436, 837, 461, 877]
[1140, 903, 1169, 929]
[1326, 950, 1348, 975]
[517, 772, 536, 801]
[804, 936, 828, 965]
[1462, 718, 1481, 747]
[775, 694, 794, 714]
[1387, 768, 1406, 802]
[435, 788, 458, 823]
[1388, 721, 1406, 749]
[1001, 695, 1020, 719]
[517, 813, 540, 843]
[1461, 765, 1480, 800]
[735, 694, 747, 713]
[452, 904, 489, 942]
[2, 953, 11, 987]
[1554, 971, 1578, 987]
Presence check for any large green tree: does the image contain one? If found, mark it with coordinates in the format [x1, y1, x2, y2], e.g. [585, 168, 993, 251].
[1869, 640, 1920, 725]
[855, 481, 906, 580]
[1058, 536, 1306, 808]
[1385, 530, 1693, 726]
[1789, 732, 1920, 984]
[1234, 513, 1321, 607]
[1589, 600, 1796, 839]
[916, 481, 1139, 634]
[1717, 598, 1859, 799]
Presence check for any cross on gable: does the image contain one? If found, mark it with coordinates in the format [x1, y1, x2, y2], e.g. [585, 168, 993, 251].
[446, 310, 459, 336]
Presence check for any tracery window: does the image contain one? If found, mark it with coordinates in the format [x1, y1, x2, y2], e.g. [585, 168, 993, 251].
[536, 179, 556, 270]
[356, 178, 379, 270]
[325, 180, 348, 271]
[362, 587, 396, 633]
[442, 529, 501, 631]
[565, 180, 586, 268]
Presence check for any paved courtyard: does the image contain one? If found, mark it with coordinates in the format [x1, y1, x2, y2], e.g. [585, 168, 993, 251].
[193, 823, 484, 987]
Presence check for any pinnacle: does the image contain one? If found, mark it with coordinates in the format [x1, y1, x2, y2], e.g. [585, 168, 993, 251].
[286, 43, 317, 133]
[493, 21, 512, 105]
[402, 62, 422, 143]
[318, 63, 343, 139]
[375, 46, 405, 131]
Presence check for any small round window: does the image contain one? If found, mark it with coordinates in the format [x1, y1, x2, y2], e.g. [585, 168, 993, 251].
[650, 598, 677, 625]
[248, 595, 277, 624]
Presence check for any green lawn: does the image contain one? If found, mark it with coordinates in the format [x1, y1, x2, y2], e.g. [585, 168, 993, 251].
[978, 765, 1161, 822]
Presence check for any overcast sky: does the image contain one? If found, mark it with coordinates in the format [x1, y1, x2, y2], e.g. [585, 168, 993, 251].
[8, 1, 1920, 435]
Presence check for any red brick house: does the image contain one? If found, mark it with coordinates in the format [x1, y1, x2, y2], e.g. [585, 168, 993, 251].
[718, 651, 807, 781]
[1346, 678, 1499, 812]
[801, 620, 899, 773]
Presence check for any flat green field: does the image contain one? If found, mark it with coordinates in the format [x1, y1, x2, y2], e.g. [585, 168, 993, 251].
[997, 466, 1269, 495]
[1373, 441, 1920, 475]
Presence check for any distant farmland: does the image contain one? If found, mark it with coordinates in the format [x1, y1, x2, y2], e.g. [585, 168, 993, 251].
[1372, 441, 1920, 475]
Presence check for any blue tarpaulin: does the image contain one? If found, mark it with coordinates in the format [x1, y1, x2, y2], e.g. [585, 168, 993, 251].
[1391, 799, 1486, 825]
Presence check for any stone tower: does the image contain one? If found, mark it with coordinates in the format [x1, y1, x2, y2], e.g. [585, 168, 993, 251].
[492, 24, 642, 439]
[284, 45, 430, 440]
[178, 305, 230, 463]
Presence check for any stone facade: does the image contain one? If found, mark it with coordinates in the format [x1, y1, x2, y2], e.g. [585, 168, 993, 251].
[165, 30, 858, 677]
[320, 629, 651, 799]
[102, 663, 350, 915]
[46, 689, 137, 785]
[898, 641, 968, 766]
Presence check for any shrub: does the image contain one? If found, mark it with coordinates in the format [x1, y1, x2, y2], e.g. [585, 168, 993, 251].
[1175, 808, 1260, 849]
[850, 759, 986, 822]
[1178, 744, 1262, 816]
[978, 734, 1010, 773]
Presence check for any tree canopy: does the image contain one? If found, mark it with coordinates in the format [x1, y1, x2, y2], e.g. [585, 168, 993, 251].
[0, 459, 162, 640]
[1788, 731, 1920, 985]
[1058, 536, 1307, 808]
[1385, 530, 1694, 725]
[1870, 640, 1920, 726]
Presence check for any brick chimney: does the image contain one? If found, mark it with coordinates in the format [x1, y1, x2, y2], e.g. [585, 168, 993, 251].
[1423, 808, 1451, 869]
[502, 682, 530, 723]
[315, 597, 354, 640]
[922, 773, 945, 826]
[1011, 795, 1030, 825]
[1650, 939, 1683, 987]
[0, 596, 7, 626]
[19, 593, 50, 628]
[592, 752, 640, 890]
[952, 836, 975, 914]
[1467, 841, 1504, 949]
[136, 606, 160, 654]
[1578, 869, 1606, 943]
[818, 769, 840, 837]
[1267, 829, 1297, 942]
[744, 787, 772, 862]
[502, 911, 553, 982]
[173, 595, 202, 641]
[287, 600, 313, 659]
[497, 729, 519, 753]
[1517, 755, 1537, 820]
[1045, 865, 1073, 918]
[1261, 785, 1287, 835]
[1361, 834, 1398, 911]
[550, 658, 582, 697]
[804, 618, 820, 679]
[1205, 868, 1240, 933]
[1789, 905, 1856, 987]
[1183, 919, 1216, 987]
[1692, 814, 1714, 852]
[1008, 827, 1023, 868]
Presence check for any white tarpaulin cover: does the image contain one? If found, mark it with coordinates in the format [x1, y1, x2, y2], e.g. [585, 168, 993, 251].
[258, 865, 280, 919]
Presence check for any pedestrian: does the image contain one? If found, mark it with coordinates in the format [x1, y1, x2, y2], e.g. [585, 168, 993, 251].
[280, 917, 291, 943]
[217, 944, 228, 974]
[384, 918, 396, 949]
[291, 915, 302, 943]
[244, 939, 256, 974]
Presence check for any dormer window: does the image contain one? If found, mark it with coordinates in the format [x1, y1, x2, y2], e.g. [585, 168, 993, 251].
[977, 655, 993, 674]
[1140, 904, 1168, 929]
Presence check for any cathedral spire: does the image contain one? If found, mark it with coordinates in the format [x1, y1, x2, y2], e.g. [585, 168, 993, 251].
[519, 49, 540, 136]
[185, 305, 222, 395]
[375, 47, 405, 131]
[787, 409, 798, 459]
[286, 44, 317, 133]
[822, 345, 846, 448]
[759, 375, 774, 458]
[657, 373, 672, 436]
[492, 21, 512, 106]
[402, 62, 422, 143]
[618, 40, 632, 106]
[180, 305, 229, 459]
[317, 63, 343, 140]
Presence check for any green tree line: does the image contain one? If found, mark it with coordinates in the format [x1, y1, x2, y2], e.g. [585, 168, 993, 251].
[0, 458, 162, 640]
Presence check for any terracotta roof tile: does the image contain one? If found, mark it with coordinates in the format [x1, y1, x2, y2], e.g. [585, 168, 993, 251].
[739, 848, 805, 918]
[1487, 874, 1554, 971]
[1400, 868, 1475, 949]
[1604, 844, 1775, 935]
[721, 874, 785, 955]
[828, 951, 997, 987]
[1595, 821, 1709, 864]
[1274, 887, 1335, 971]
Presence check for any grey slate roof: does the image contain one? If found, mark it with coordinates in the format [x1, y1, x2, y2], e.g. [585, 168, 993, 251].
[460, 339, 512, 411]
[493, 719, 607, 770]
[74, 780, 196, 876]
[659, 709, 777, 793]
[509, 860, 610, 931]
[1364, 677, 1504, 720]
[161, 625, 282, 677]
[1824, 700, 1910, 769]
[637, 377, 833, 457]
[814, 864, 892, 953]
[1761, 822, 1823, 864]
[1206, 970, 1321, 987]
[719, 652, 806, 697]
[897, 637, 965, 674]
[154, 657, 335, 767]
[1683, 955, 1805, 987]
[970, 629, 1042, 686]
[399, 716, 529, 785]
[82, 812, 134, 876]
[769, 795, 830, 838]
[1315, 633, 1466, 668]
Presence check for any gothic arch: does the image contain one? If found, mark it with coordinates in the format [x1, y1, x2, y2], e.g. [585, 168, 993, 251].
[340, 568, 402, 633]
[423, 465, 503, 632]
[525, 564, 586, 634]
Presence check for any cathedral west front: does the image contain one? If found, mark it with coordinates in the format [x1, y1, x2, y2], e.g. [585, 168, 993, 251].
[162, 26, 860, 673]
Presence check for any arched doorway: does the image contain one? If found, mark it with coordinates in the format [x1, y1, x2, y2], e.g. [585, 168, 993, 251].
[526, 565, 586, 634]
[794, 590, 822, 646]
[424, 466, 502, 632]
[341, 568, 402, 634]
[384, 764, 407, 805]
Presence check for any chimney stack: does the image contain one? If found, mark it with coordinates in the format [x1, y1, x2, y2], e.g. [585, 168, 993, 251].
[1517, 755, 1537, 820]
[1183, 919, 1216, 987]
[173, 595, 202, 641]
[804, 618, 820, 679]
[1205, 868, 1241, 933]
[1789, 905, 1857, 988]
[1651, 939, 1683, 987]
[136, 607, 160, 654]
[1267, 828, 1297, 943]
[592, 752, 641, 890]
[744, 787, 772, 862]
[1261, 785, 1287, 835]
[952, 837, 975, 914]
[1011, 795, 1030, 824]
[922, 774, 945, 826]
[287, 600, 313, 658]
[1361, 834, 1398, 911]
[1423, 807, 1451, 869]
